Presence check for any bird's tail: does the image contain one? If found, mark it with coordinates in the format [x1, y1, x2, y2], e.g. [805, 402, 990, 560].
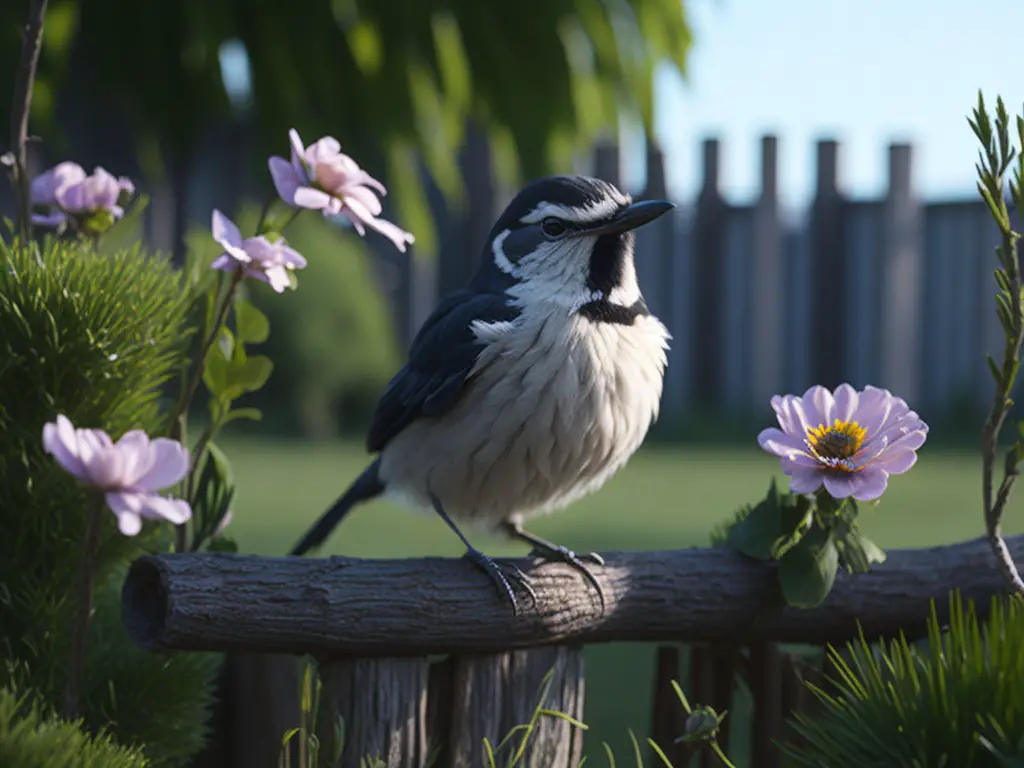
[288, 459, 384, 556]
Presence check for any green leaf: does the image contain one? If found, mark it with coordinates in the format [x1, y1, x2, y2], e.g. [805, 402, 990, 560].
[234, 299, 270, 344]
[988, 355, 1003, 385]
[836, 524, 887, 574]
[234, 355, 273, 394]
[202, 329, 232, 400]
[222, 406, 263, 425]
[726, 479, 812, 561]
[777, 525, 839, 609]
[206, 535, 239, 553]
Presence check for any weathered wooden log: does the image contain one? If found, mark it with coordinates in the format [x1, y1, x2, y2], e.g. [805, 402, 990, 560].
[122, 536, 1024, 657]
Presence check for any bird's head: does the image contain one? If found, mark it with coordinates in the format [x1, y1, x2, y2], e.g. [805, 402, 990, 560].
[470, 175, 675, 319]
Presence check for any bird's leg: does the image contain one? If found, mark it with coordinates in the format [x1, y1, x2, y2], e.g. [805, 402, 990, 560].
[429, 493, 536, 615]
[504, 522, 607, 611]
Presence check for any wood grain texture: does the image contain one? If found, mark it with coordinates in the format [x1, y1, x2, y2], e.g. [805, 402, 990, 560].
[316, 657, 430, 768]
[121, 535, 1024, 656]
[446, 647, 585, 768]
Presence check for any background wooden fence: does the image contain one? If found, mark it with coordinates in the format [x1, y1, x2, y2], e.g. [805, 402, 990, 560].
[388, 134, 1023, 423]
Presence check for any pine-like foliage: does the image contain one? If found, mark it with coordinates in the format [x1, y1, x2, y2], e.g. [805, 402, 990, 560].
[0, 683, 149, 768]
[782, 593, 1024, 767]
[0, 237, 219, 765]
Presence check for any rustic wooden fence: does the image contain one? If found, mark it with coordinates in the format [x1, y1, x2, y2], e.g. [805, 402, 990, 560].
[120, 534, 1024, 768]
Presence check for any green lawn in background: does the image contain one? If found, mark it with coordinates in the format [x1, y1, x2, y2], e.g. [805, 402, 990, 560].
[219, 437, 1024, 762]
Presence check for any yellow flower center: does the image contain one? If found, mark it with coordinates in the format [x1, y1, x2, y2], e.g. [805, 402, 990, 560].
[805, 419, 866, 471]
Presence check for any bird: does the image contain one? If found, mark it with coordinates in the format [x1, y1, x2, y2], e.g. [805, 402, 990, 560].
[289, 174, 675, 614]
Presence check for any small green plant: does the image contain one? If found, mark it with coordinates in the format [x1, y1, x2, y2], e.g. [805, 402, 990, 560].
[781, 593, 1024, 766]
[0, 683, 149, 768]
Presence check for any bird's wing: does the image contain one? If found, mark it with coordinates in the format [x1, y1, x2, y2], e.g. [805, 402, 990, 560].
[366, 290, 520, 452]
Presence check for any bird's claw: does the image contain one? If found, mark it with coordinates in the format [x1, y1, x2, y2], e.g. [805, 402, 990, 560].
[527, 544, 607, 612]
[462, 549, 537, 615]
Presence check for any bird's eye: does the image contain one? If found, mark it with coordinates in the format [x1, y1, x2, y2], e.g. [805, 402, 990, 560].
[541, 218, 568, 239]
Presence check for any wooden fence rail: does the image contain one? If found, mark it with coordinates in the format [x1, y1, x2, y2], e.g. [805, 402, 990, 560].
[122, 535, 1024, 768]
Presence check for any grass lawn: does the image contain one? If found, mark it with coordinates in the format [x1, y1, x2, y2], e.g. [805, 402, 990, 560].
[219, 437, 1024, 762]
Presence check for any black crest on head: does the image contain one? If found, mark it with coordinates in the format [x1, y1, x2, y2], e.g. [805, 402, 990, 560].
[485, 175, 625, 242]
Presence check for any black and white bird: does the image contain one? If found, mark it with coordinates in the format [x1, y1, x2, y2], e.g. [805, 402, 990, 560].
[289, 175, 675, 613]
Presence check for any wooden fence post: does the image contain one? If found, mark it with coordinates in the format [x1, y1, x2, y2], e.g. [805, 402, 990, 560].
[692, 138, 728, 409]
[315, 656, 430, 768]
[809, 139, 847, 389]
[751, 135, 783, 410]
[444, 647, 586, 768]
[880, 143, 922, 403]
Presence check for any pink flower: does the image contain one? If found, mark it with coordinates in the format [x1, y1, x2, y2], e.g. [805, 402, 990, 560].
[30, 162, 135, 229]
[210, 209, 307, 293]
[42, 415, 192, 536]
[757, 384, 929, 502]
[268, 128, 415, 253]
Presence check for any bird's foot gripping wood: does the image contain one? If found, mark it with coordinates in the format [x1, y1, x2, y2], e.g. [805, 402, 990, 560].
[460, 549, 537, 616]
[428, 492, 537, 615]
[506, 523, 608, 613]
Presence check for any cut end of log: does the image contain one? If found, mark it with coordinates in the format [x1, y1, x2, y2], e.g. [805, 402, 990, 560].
[121, 555, 170, 650]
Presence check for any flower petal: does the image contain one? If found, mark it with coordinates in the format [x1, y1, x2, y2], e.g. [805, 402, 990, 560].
[871, 448, 918, 475]
[261, 265, 292, 293]
[211, 209, 243, 248]
[288, 128, 306, 166]
[32, 211, 68, 228]
[133, 438, 189, 492]
[292, 186, 333, 211]
[785, 462, 824, 494]
[802, 385, 835, 427]
[42, 415, 89, 480]
[269, 156, 300, 204]
[832, 383, 858, 423]
[136, 495, 192, 525]
[758, 427, 811, 461]
[105, 492, 144, 535]
[824, 469, 889, 501]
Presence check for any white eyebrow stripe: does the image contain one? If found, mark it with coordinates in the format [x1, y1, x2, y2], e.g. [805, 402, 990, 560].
[518, 194, 629, 225]
[491, 229, 521, 277]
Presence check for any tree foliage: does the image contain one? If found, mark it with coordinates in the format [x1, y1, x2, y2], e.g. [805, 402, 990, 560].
[1, 0, 692, 252]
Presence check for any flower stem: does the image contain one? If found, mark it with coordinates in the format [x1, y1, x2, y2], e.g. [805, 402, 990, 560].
[6, 0, 49, 242]
[711, 741, 739, 768]
[170, 266, 244, 551]
[62, 491, 103, 721]
[980, 203, 1024, 596]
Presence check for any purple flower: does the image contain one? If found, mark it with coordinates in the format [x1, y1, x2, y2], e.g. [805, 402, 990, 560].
[757, 383, 929, 502]
[42, 415, 192, 536]
[268, 128, 415, 253]
[210, 209, 307, 293]
[30, 162, 135, 229]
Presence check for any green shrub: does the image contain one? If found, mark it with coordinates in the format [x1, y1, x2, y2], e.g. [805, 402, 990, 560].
[0, 237, 220, 765]
[0, 684, 149, 768]
[782, 593, 1024, 767]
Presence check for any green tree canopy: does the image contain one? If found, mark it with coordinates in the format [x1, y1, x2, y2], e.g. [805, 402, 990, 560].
[2, 0, 691, 252]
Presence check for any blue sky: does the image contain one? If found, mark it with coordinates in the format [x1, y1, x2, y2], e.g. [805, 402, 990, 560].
[642, 0, 1024, 209]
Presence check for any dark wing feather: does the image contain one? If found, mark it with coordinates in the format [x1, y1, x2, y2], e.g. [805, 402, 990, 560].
[366, 290, 519, 452]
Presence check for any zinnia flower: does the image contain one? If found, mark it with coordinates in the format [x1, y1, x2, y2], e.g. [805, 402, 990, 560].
[30, 162, 134, 230]
[210, 209, 307, 293]
[268, 128, 415, 253]
[42, 415, 192, 535]
[757, 383, 928, 501]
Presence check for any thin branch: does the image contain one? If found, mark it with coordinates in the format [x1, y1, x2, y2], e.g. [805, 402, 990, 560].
[6, 0, 49, 240]
[120, 535, 1024, 657]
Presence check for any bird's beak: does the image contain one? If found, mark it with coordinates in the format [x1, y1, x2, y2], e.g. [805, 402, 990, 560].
[574, 199, 676, 237]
